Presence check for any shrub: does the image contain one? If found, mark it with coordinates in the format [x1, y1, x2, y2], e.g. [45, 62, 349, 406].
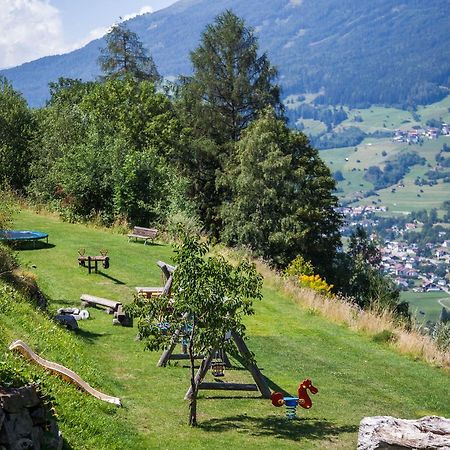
[284, 255, 314, 277]
[299, 274, 333, 296]
[372, 329, 398, 344]
[0, 243, 18, 278]
[434, 322, 450, 351]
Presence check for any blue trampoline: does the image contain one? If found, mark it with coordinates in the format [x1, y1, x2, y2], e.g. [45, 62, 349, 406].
[0, 230, 48, 244]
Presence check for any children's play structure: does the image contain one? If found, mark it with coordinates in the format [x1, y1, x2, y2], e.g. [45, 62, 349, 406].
[9, 340, 121, 406]
[271, 379, 318, 419]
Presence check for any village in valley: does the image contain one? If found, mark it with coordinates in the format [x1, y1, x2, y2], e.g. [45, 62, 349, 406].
[339, 205, 450, 296]
[393, 122, 450, 144]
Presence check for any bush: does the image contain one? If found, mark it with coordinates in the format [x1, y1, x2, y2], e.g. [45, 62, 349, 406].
[372, 329, 398, 344]
[299, 274, 333, 296]
[165, 212, 203, 241]
[284, 255, 314, 277]
[0, 243, 18, 278]
[433, 322, 450, 351]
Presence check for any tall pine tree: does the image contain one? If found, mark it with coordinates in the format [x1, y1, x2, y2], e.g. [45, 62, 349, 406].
[180, 10, 281, 144]
[98, 22, 160, 83]
[176, 10, 282, 233]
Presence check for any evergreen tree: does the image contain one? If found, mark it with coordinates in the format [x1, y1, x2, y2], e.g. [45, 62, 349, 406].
[179, 10, 281, 145]
[98, 23, 160, 83]
[220, 108, 342, 273]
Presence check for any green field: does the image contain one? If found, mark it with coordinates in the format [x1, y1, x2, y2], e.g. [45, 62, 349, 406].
[315, 96, 450, 211]
[1, 208, 449, 449]
[401, 290, 450, 323]
[336, 96, 450, 134]
[320, 132, 450, 212]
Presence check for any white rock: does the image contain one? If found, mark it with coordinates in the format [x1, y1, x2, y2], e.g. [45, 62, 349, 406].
[358, 416, 450, 449]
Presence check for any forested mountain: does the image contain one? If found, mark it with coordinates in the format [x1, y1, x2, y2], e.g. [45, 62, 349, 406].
[2, 0, 449, 108]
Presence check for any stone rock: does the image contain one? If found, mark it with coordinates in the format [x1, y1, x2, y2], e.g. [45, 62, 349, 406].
[54, 314, 78, 330]
[0, 387, 40, 413]
[57, 308, 80, 315]
[0, 385, 61, 449]
[358, 415, 450, 449]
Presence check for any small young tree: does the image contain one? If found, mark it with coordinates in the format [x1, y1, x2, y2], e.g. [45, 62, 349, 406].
[129, 233, 263, 426]
[98, 22, 160, 83]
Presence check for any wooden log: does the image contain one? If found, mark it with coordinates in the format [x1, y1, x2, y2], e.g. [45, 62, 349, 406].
[231, 331, 271, 399]
[198, 382, 259, 391]
[184, 352, 214, 400]
[167, 354, 203, 360]
[80, 294, 121, 312]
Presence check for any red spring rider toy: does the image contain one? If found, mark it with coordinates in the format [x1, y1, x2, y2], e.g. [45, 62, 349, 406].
[271, 379, 318, 419]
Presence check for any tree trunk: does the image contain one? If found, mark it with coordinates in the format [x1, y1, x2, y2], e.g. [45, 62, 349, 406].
[188, 319, 197, 426]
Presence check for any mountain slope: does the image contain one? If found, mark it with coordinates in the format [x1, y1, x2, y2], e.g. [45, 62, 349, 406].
[1, 0, 449, 107]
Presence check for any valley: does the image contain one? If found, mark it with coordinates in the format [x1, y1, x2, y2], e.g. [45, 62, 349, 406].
[292, 95, 450, 322]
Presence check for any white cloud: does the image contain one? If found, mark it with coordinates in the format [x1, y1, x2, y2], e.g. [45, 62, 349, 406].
[0, 0, 65, 69]
[121, 6, 153, 22]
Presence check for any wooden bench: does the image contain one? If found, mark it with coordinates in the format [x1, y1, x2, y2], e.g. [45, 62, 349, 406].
[136, 261, 176, 298]
[80, 294, 122, 314]
[128, 226, 158, 245]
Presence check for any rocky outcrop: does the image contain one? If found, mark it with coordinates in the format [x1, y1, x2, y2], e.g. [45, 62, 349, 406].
[0, 384, 62, 450]
[358, 415, 450, 449]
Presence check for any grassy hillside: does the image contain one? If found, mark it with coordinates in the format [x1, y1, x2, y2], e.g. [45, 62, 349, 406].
[1, 208, 449, 449]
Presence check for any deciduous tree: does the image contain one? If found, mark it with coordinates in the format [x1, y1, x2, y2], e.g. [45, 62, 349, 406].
[0, 77, 34, 191]
[220, 108, 342, 273]
[129, 233, 263, 426]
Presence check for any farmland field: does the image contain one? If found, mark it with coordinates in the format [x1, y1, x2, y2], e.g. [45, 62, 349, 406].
[401, 290, 450, 323]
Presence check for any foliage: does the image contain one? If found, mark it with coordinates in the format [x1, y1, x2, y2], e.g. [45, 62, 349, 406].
[286, 104, 348, 130]
[0, 187, 19, 230]
[178, 9, 281, 145]
[349, 226, 381, 267]
[0, 77, 35, 190]
[98, 22, 160, 83]
[220, 108, 342, 273]
[129, 232, 263, 426]
[284, 255, 314, 277]
[0, 243, 18, 278]
[299, 274, 333, 296]
[364, 152, 426, 190]
[174, 10, 282, 234]
[311, 127, 367, 150]
[29, 77, 181, 225]
[372, 329, 398, 344]
[433, 322, 450, 351]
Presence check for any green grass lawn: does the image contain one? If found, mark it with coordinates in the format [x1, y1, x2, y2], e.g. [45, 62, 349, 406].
[2, 208, 450, 449]
[401, 290, 450, 323]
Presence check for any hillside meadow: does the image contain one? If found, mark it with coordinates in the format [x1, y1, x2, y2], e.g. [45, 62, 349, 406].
[0, 208, 449, 449]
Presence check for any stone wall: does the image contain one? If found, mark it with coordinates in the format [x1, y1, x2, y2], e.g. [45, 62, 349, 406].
[0, 385, 62, 450]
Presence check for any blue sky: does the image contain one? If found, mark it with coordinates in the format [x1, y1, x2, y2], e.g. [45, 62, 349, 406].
[0, 0, 177, 69]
